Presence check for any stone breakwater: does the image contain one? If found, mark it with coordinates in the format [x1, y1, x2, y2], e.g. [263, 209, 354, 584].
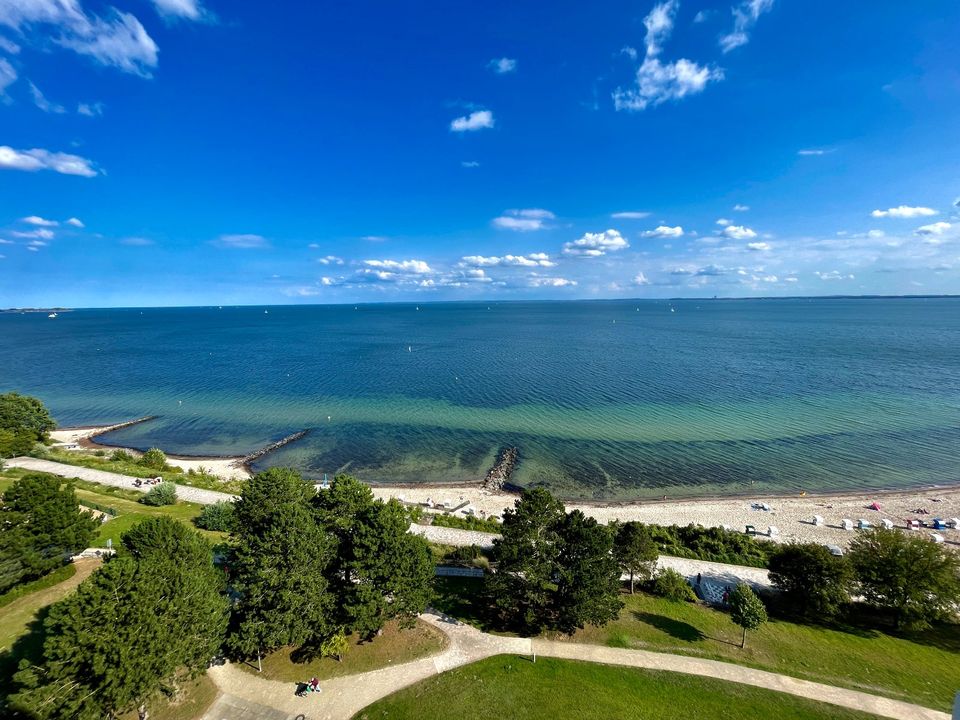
[237, 429, 310, 468]
[481, 446, 519, 492]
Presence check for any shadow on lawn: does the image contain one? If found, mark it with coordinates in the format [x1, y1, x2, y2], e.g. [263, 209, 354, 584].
[0, 605, 52, 707]
[632, 612, 706, 642]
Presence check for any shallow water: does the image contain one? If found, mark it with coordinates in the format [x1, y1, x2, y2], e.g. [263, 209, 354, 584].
[2, 298, 958, 499]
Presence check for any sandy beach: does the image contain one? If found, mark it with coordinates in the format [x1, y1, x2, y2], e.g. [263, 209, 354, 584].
[373, 484, 960, 550]
[49, 422, 960, 549]
[49, 423, 252, 481]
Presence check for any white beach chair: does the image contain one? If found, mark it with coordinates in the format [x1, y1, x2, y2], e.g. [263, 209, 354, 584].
[767, 525, 779, 538]
[857, 519, 871, 529]
[880, 518, 894, 529]
[907, 519, 920, 530]
[930, 533, 945, 544]
[841, 519, 854, 531]
[812, 515, 824, 526]
[948, 517, 960, 529]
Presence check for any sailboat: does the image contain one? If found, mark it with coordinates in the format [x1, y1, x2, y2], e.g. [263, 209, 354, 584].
[48, 312, 57, 318]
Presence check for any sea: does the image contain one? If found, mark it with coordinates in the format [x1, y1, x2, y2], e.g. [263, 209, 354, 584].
[2, 298, 959, 500]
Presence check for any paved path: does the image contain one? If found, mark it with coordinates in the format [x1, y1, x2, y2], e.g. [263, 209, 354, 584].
[6, 457, 235, 505]
[206, 611, 947, 720]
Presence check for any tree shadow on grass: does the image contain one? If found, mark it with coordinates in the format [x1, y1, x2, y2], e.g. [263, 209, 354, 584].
[0, 605, 52, 707]
[632, 612, 706, 642]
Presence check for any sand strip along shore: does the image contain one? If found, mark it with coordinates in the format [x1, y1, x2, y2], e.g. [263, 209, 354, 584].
[46, 424, 960, 550]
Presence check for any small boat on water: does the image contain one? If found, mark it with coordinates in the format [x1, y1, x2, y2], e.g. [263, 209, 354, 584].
[48, 312, 57, 318]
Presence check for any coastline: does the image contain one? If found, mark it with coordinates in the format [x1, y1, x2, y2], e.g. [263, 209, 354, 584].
[48, 421, 960, 549]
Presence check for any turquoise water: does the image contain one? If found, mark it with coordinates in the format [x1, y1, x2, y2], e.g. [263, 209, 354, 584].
[2, 299, 959, 499]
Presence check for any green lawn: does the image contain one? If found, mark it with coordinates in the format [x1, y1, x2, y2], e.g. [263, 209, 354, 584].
[566, 592, 960, 712]
[238, 620, 448, 682]
[352, 656, 879, 720]
[118, 674, 219, 720]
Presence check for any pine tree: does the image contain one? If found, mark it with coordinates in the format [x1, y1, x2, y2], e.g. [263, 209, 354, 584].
[613, 521, 658, 594]
[554, 511, 623, 633]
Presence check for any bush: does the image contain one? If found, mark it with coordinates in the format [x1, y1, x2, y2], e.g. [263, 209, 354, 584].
[645, 523, 775, 568]
[139, 481, 177, 506]
[431, 513, 502, 533]
[110, 449, 133, 462]
[195, 501, 236, 532]
[138, 447, 167, 470]
[768, 542, 852, 621]
[444, 544, 491, 570]
[649, 568, 697, 602]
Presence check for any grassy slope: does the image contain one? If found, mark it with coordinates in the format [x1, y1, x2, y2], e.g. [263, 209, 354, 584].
[238, 620, 448, 682]
[352, 656, 879, 720]
[567, 592, 960, 712]
[118, 674, 219, 720]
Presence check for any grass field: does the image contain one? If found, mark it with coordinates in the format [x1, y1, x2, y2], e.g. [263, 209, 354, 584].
[352, 656, 879, 720]
[238, 620, 448, 682]
[118, 674, 219, 720]
[0, 564, 76, 610]
[568, 592, 960, 712]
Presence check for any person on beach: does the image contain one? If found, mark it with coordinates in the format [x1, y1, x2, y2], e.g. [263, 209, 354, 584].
[309, 677, 320, 693]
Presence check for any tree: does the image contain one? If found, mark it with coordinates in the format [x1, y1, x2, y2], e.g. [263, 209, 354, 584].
[138, 448, 168, 470]
[553, 511, 623, 633]
[613, 521, 658, 594]
[227, 468, 335, 660]
[768, 543, 853, 621]
[139, 481, 177, 506]
[318, 628, 349, 662]
[848, 527, 960, 630]
[729, 583, 767, 648]
[487, 487, 566, 632]
[650, 568, 697, 602]
[0, 473, 98, 593]
[195, 500, 236, 532]
[313, 475, 433, 639]
[10, 517, 228, 719]
[0, 392, 55, 458]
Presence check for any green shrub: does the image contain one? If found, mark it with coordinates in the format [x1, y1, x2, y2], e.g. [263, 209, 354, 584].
[195, 501, 236, 532]
[644, 523, 775, 568]
[431, 513, 501, 533]
[81, 500, 118, 517]
[110, 449, 133, 462]
[138, 447, 167, 470]
[139, 481, 177, 506]
[649, 568, 697, 602]
[93, 449, 106, 457]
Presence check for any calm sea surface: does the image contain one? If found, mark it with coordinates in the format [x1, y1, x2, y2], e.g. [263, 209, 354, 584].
[2, 299, 959, 499]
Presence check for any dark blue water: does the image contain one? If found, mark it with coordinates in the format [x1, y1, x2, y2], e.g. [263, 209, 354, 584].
[2, 299, 959, 499]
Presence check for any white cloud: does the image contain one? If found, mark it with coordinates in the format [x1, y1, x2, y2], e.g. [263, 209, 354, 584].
[0, 58, 16, 96]
[12, 228, 54, 239]
[0, 35, 19, 54]
[360, 235, 388, 242]
[66, 217, 84, 227]
[214, 233, 269, 249]
[633, 272, 651, 285]
[642, 225, 684, 238]
[28, 81, 65, 113]
[563, 229, 629, 256]
[746, 241, 770, 251]
[614, 0, 722, 112]
[120, 236, 153, 246]
[27, 239, 47, 247]
[317, 255, 344, 265]
[715, 218, 731, 226]
[488, 57, 516, 74]
[0, 238, 13, 244]
[150, 0, 206, 21]
[611, 211, 651, 219]
[307, 243, 320, 248]
[527, 274, 577, 288]
[492, 208, 555, 231]
[461, 160, 480, 168]
[0, 145, 99, 177]
[915, 222, 952, 244]
[0, 0, 158, 76]
[722, 225, 757, 240]
[733, 204, 749, 211]
[798, 148, 830, 156]
[693, 9, 713, 23]
[77, 101, 104, 117]
[21, 215, 58, 227]
[643, 0, 677, 57]
[614, 57, 723, 111]
[871, 205, 937, 218]
[815, 270, 855, 281]
[363, 259, 432, 274]
[461, 253, 555, 268]
[719, 0, 774, 53]
[450, 110, 494, 132]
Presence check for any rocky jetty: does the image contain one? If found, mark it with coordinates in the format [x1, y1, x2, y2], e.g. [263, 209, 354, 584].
[237, 429, 309, 467]
[481, 446, 519, 492]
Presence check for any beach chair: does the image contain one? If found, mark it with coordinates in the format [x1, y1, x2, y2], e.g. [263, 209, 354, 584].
[812, 515, 824, 526]
[932, 518, 947, 530]
[930, 533, 945, 544]
[841, 519, 854, 531]
[767, 525, 779, 538]
[949, 518, 960, 529]
[744, 524, 756, 535]
[907, 519, 920, 530]
[857, 519, 871, 530]
[880, 518, 894, 530]
[825, 544, 843, 557]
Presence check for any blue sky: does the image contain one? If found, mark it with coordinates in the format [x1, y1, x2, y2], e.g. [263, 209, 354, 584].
[1, 0, 959, 306]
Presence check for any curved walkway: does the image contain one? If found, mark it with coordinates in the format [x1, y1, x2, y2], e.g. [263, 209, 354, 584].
[204, 611, 948, 720]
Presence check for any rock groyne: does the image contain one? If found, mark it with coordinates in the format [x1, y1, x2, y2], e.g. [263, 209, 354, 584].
[481, 446, 519, 492]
